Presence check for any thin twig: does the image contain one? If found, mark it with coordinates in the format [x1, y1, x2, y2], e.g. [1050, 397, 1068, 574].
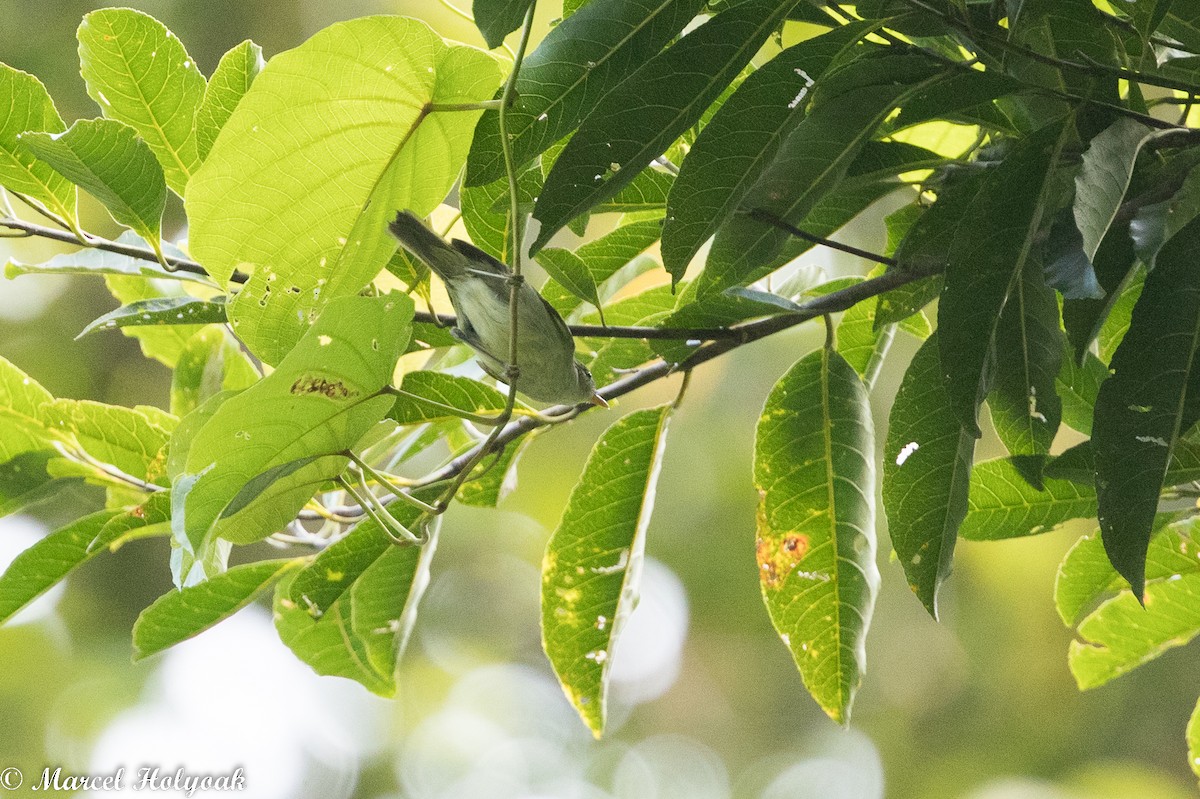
[747, 209, 899, 267]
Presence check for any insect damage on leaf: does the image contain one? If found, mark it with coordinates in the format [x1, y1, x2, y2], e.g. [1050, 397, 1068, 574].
[289, 375, 357, 400]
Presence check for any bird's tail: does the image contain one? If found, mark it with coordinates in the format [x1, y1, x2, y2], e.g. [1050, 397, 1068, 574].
[388, 211, 468, 280]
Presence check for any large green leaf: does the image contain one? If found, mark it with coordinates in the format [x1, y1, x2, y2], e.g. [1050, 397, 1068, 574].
[133, 559, 297, 659]
[0, 356, 59, 463]
[939, 122, 1068, 435]
[77, 8, 206, 195]
[532, 0, 795, 252]
[542, 406, 671, 737]
[173, 295, 411, 571]
[20, 119, 167, 254]
[1073, 119, 1156, 267]
[187, 17, 500, 364]
[0, 510, 120, 625]
[695, 56, 944, 300]
[349, 535, 435, 680]
[0, 63, 76, 222]
[466, 0, 703, 186]
[659, 23, 875, 282]
[754, 347, 878, 724]
[1094, 214, 1200, 599]
[987, 258, 1063, 457]
[194, 40, 264, 163]
[882, 335, 973, 619]
[959, 458, 1097, 541]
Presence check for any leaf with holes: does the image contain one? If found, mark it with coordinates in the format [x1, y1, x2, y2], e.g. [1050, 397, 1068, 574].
[542, 406, 671, 737]
[883, 335, 974, 619]
[78, 296, 228, 339]
[77, 8, 206, 194]
[754, 348, 878, 723]
[187, 17, 500, 364]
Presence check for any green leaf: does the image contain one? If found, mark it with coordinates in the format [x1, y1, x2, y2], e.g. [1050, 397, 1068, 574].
[836, 269, 893, 389]
[542, 406, 671, 736]
[536, 248, 602, 311]
[187, 17, 501, 364]
[0, 452, 71, 520]
[194, 40, 264, 163]
[49, 399, 174, 484]
[170, 326, 260, 418]
[882, 335, 974, 619]
[987, 258, 1063, 457]
[20, 119, 167, 253]
[77, 8, 206, 195]
[458, 436, 530, 507]
[0, 356, 58, 462]
[0, 510, 120, 625]
[939, 122, 1068, 435]
[104, 269, 206, 368]
[388, 371, 508, 425]
[466, 0, 703, 186]
[532, 0, 795, 252]
[1094, 214, 1200, 599]
[543, 218, 663, 316]
[461, 164, 542, 262]
[78, 296, 228, 339]
[273, 572, 392, 696]
[754, 348, 878, 724]
[5, 239, 213, 286]
[473, 0, 535, 49]
[1073, 118, 1156, 267]
[133, 559, 297, 660]
[695, 56, 944, 300]
[959, 458, 1097, 541]
[1054, 517, 1195, 627]
[349, 535, 436, 679]
[1189, 698, 1200, 787]
[660, 22, 876, 281]
[174, 295, 411, 564]
[88, 490, 173, 553]
[0, 63, 76, 222]
[1056, 350, 1107, 436]
[1069, 572, 1200, 690]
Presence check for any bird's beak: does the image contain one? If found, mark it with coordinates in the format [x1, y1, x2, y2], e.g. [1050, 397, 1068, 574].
[589, 393, 609, 408]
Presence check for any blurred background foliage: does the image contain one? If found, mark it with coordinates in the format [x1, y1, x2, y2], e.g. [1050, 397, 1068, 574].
[0, 2, 1197, 798]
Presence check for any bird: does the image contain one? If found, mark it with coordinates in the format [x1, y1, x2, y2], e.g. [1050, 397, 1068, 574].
[388, 211, 606, 407]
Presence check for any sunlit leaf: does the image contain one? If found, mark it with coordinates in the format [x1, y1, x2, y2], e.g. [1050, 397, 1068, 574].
[20, 119, 166, 253]
[754, 347, 878, 723]
[77, 7, 206, 194]
[78, 296, 227, 339]
[389, 371, 508, 425]
[1056, 350, 1107, 436]
[542, 406, 671, 736]
[0, 356, 58, 463]
[88, 490, 173, 553]
[0, 63, 76, 222]
[170, 326, 260, 418]
[882, 334, 973, 618]
[187, 17, 500, 364]
[48, 399, 174, 484]
[959, 458, 1096, 541]
[194, 40, 264, 163]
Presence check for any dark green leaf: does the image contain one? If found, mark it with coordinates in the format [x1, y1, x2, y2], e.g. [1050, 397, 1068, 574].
[542, 405, 671, 736]
[78, 296, 228, 339]
[754, 348, 877, 723]
[134, 559, 297, 659]
[1094, 214, 1200, 599]
[77, 8, 206, 194]
[458, 436, 530, 507]
[20, 119, 167, 252]
[1073, 119, 1156, 266]
[473, 0, 534, 49]
[532, 0, 795, 252]
[466, 0, 704, 186]
[660, 22, 876, 282]
[883, 334, 974, 618]
[939, 122, 1068, 435]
